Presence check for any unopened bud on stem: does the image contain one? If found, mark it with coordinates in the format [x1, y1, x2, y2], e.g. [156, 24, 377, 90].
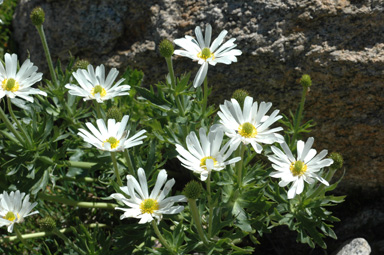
[300, 74, 312, 88]
[30, 7, 45, 26]
[232, 89, 250, 108]
[159, 39, 174, 58]
[183, 180, 202, 199]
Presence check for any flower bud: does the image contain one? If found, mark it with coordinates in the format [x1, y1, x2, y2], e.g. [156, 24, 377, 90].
[232, 89, 250, 108]
[330, 152, 343, 170]
[73, 59, 90, 71]
[38, 216, 56, 232]
[107, 106, 123, 122]
[183, 180, 202, 200]
[159, 39, 174, 58]
[300, 74, 312, 88]
[30, 7, 45, 26]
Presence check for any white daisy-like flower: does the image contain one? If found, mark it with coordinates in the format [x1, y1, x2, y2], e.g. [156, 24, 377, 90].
[78, 115, 147, 152]
[175, 126, 241, 181]
[0, 53, 46, 104]
[65, 64, 130, 103]
[110, 168, 187, 224]
[268, 137, 334, 199]
[174, 23, 242, 88]
[218, 96, 284, 153]
[0, 190, 39, 233]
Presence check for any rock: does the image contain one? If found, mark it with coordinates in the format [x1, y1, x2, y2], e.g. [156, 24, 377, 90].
[334, 238, 371, 255]
[13, 0, 384, 192]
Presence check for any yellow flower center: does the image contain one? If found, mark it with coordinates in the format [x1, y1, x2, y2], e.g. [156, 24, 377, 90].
[289, 161, 308, 176]
[197, 47, 215, 61]
[140, 198, 159, 214]
[4, 211, 16, 222]
[238, 122, 258, 138]
[104, 136, 120, 149]
[91, 85, 107, 97]
[200, 156, 218, 169]
[2, 78, 20, 92]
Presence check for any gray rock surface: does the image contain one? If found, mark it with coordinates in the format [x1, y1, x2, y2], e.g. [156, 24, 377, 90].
[13, 0, 384, 192]
[334, 238, 371, 255]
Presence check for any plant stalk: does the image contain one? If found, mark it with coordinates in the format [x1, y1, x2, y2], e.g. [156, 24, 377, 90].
[2, 224, 107, 242]
[35, 25, 58, 88]
[7, 98, 33, 148]
[151, 220, 176, 254]
[123, 149, 135, 176]
[292, 86, 307, 146]
[236, 144, 246, 188]
[38, 193, 117, 209]
[206, 172, 214, 238]
[188, 198, 209, 245]
[111, 152, 123, 186]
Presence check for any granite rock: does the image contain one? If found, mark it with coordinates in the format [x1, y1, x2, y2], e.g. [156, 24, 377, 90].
[13, 0, 384, 192]
[334, 238, 371, 255]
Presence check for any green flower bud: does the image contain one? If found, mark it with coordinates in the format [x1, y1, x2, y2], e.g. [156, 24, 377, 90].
[330, 152, 343, 170]
[300, 74, 312, 88]
[73, 59, 90, 71]
[232, 89, 250, 108]
[38, 216, 56, 232]
[30, 7, 45, 26]
[107, 106, 123, 122]
[183, 180, 202, 200]
[159, 39, 174, 58]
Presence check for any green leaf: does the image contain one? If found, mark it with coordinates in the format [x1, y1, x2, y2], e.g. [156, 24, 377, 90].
[30, 168, 50, 195]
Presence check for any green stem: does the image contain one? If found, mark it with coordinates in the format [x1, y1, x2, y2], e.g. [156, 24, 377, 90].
[35, 25, 58, 88]
[188, 198, 209, 245]
[38, 193, 117, 209]
[292, 86, 307, 146]
[7, 98, 33, 148]
[165, 56, 184, 116]
[53, 228, 86, 255]
[123, 150, 135, 176]
[151, 221, 176, 254]
[0, 107, 24, 145]
[236, 144, 246, 188]
[66, 160, 97, 169]
[165, 57, 176, 89]
[206, 172, 213, 238]
[2, 224, 107, 242]
[37, 157, 97, 169]
[94, 101, 103, 119]
[14, 226, 32, 250]
[60, 176, 96, 183]
[111, 152, 123, 186]
[202, 76, 209, 116]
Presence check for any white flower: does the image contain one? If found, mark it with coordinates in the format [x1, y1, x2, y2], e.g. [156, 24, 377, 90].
[0, 190, 39, 233]
[218, 96, 284, 153]
[65, 64, 130, 103]
[110, 168, 187, 224]
[174, 23, 242, 88]
[0, 53, 45, 104]
[78, 115, 147, 152]
[268, 137, 334, 199]
[176, 126, 241, 181]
